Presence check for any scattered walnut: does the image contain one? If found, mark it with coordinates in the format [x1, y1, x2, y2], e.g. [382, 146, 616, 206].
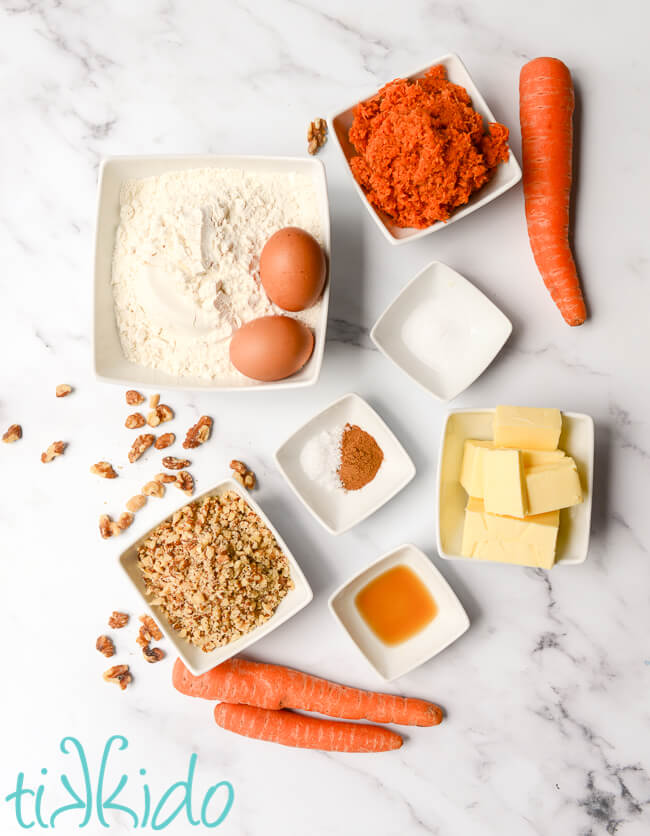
[96, 635, 115, 658]
[126, 494, 147, 512]
[149, 393, 160, 408]
[139, 614, 163, 641]
[154, 472, 177, 484]
[117, 511, 134, 530]
[99, 514, 113, 539]
[155, 433, 175, 450]
[128, 434, 155, 463]
[125, 413, 146, 429]
[231, 460, 256, 489]
[143, 646, 165, 663]
[2, 424, 22, 443]
[126, 390, 145, 406]
[108, 611, 129, 629]
[183, 416, 212, 449]
[103, 664, 132, 691]
[175, 471, 194, 496]
[230, 459, 247, 475]
[162, 456, 190, 470]
[136, 625, 151, 647]
[41, 441, 65, 463]
[143, 480, 165, 498]
[55, 383, 73, 398]
[307, 117, 327, 155]
[90, 461, 118, 479]
[148, 405, 173, 427]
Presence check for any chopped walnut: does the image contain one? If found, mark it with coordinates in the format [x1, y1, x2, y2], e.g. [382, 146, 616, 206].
[162, 456, 190, 470]
[103, 664, 132, 691]
[117, 511, 134, 530]
[55, 383, 73, 398]
[155, 433, 175, 450]
[143, 646, 165, 663]
[125, 413, 146, 429]
[126, 494, 147, 512]
[128, 434, 155, 463]
[41, 441, 65, 463]
[2, 424, 22, 443]
[108, 611, 129, 629]
[143, 480, 165, 498]
[182, 416, 212, 449]
[307, 118, 327, 155]
[90, 461, 118, 479]
[96, 635, 115, 658]
[139, 614, 163, 641]
[149, 393, 160, 408]
[175, 471, 194, 496]
[126, 390, 145, 406]
[154, 472, 177, 483]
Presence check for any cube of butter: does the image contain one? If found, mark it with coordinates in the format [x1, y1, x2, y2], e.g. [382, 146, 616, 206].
[483, 448, 527, 517]
[525, 458, 583, 515]
[460, 439, 493, 497]
[521, 449, 566, 468]
[494, 405, 562, 451]
[461, 497, 560, 569]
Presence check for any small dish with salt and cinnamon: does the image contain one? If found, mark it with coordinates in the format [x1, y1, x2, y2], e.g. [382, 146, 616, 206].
[274, 393, 416, 535]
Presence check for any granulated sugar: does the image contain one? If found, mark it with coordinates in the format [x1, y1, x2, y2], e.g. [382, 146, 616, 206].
[299, 427, 344, 491]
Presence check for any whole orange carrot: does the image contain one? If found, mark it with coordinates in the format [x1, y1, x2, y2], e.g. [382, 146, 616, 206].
[214, 703, 403, 753]
[520, 57, 586, 326]
[173, 658, 442, 726]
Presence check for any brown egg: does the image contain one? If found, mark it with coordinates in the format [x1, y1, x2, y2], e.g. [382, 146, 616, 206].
[260, 227, 327, 312]
[229, 316, 314, 382]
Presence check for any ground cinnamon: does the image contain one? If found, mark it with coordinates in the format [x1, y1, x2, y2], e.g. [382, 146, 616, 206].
[338, 424, 384, 491]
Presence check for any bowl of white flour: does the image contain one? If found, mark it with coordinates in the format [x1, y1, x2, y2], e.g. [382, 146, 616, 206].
[93, 155, 330, 390]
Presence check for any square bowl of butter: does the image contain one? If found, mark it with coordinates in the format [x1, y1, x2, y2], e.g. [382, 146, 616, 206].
[436, 406, 594, 568]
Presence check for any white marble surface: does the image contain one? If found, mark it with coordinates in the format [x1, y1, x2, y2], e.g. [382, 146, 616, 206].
[1, 1, 649, 833]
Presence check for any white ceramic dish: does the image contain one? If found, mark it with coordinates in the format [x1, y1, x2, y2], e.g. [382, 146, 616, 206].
[370, 261, 512, 401]
[329, 544, 470, 680]
[274, 393, 416, 535]
[93, 154, 330, 390]
[436, 409, 595, 566]
[329, 53, 522, 245]
[118, 478, 313, 675]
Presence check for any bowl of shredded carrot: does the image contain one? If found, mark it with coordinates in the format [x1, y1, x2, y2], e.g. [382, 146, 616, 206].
[330, 53, 522, 245]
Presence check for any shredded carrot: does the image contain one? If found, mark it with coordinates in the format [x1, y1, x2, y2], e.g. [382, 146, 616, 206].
[348, 65, 509, 229]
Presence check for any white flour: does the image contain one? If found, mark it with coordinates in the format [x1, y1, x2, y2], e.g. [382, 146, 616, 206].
[111, 167, 323, 381]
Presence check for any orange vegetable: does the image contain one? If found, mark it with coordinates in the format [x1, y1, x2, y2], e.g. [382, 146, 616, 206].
[173, 657, 442, 726]
[519, 57, 587, 326]
[213, 703, 403, 753]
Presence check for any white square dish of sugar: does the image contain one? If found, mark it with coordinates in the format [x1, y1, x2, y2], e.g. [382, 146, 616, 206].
[274, 393, 416, 535]
[370, 261, 512, 401]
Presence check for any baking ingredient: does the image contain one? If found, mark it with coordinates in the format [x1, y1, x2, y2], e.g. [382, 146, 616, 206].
[493, 405, 561, 451]
[183, 415, 212, 449]
[125, 390, 145, 406]
[348, 65, 509, 229]
[103, 664, 132, 691]
[460, 439, 493, 497]
[41, 441, 65, 463]
[108, 612, 129, 629]
[299, 427, 344, 491]
[125, 413, 146, 429]
[90, 461, 118, 479]
[213, 703, 403, 753]
[482, 448, 528, 517]
[173, 657, 443, 725]
[112, 167, 323, 382]
[525, 458, 582, 515]
[138, 491, 293, 652]
[260, 227, 326, 312]
[307, 118, 327, 155]
[96, 636, 115, 658]
[229, 315, 314, 381]
[55, 384, 72, 397]
[154, 433, 175, 450]
[339, 423, 383, 491]
[355, 565, 437, 646]
[520, 57, 586, 326]
[461, 497, 560, 569]
[2, 424, 22, 443]
[520, 449, 566, 468]
[230, 460, 256, 489]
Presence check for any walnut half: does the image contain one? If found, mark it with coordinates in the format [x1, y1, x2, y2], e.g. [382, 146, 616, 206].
[2, 424, 22, 443]
[182, 416, 212, 449]
[41, 441, 65, 463]
[55, 383, 72, 398]
[162, 456, 190, 470]
[96, 635, 115, 658]
[103, 664, 132, 691]
[307, 118, 327, 155]
[90, 461, 117, 479]
[128, 434, 155, 463]
[108, 611, 129, 629]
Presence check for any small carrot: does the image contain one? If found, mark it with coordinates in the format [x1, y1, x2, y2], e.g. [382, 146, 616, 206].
[519, 57, 587, 326]
[213, 703, 403, 753]
[173, 657, 442, 726]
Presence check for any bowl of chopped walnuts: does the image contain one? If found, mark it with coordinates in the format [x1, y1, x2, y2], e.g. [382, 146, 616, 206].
[118, 478, 313, 675]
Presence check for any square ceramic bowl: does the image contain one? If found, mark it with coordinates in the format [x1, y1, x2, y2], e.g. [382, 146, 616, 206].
[329, 544, 470, 680]
[330, 53, 522, 245]
[437, 408, 595, 566]
[94, 154, 330, 390]
[370, 261, 512, 401]
[118, 478, 313, 675]
[274, 393, 416, 535]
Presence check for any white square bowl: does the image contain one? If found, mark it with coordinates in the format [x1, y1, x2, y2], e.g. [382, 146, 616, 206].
[93, 154, 330, 390]
[329, 53, 522, 245]
[370, 261, 512, 401]
[118, 478, 313, 675]
[436, 409, 595, 567]
[329, 544, 470, 680]
[274, 393, 416, 535]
